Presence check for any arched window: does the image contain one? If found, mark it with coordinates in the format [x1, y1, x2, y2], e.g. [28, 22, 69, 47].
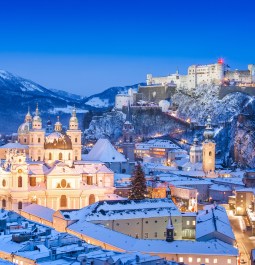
[2, 179, 6, 187]
[209, 151, 212, 156]
[18, 201, 22, 210]
[124, 136, 127, 142]
[61, 179, 67, 188]
[129, 136, 133, 142]
[18, 176, 22, 188]
[49, 152, 52, 160]
[24, 138, 27, 143]
[68, 153, 71, 160]
[2, 199, 6, 208]
[59, 153, 63, 160]
[38, 138, 41, 143]
[60, 195, 67, 207]
[89, 194, 95, 205]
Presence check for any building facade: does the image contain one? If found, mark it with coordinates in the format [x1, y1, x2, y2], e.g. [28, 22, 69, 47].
[0, 106, 115, 211]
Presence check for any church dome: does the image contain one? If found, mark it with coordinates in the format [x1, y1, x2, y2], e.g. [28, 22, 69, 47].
[18, 122, 31, 135]
[44, 132, 72, 150]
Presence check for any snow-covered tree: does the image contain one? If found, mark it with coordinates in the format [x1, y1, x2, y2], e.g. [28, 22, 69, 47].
[129, 163, 147, 200]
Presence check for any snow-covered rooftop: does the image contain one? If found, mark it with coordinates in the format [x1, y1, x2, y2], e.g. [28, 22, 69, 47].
[196, 205, 235, 242]
[22, 204, 55, 222]
[68, 220, 238, 256]
[85, 139, 127, 163]
[0, 142, 28, 149]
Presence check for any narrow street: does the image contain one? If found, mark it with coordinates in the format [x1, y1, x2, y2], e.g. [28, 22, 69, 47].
[227, 210, 255, 265]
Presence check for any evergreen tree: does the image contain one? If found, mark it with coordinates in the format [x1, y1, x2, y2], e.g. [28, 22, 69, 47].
[129, 163, 147, 200]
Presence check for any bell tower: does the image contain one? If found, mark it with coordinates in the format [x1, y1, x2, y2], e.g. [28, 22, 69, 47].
[122, 105, 135, 162]
[29, 104, 45, 161]
[202, 116, 215, 173]
[66, 106, 82, 161]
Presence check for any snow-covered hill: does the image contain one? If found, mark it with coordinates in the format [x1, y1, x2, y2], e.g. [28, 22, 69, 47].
[0, 70, 142, 133]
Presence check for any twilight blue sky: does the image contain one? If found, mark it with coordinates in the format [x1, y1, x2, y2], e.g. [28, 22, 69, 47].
[0, 0, 255, 96]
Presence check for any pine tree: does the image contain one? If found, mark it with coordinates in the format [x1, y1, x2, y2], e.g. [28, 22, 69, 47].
[129, 163, 147, 200]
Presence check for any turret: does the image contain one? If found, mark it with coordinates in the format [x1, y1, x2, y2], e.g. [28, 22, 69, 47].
[54, 116, 62, 132]
[166, 214, 174, 242]
[32, 104, 42, 130]
[25, 107, 32, 123]
[190, 136, 202, 163]
[69, 106, 78, 130]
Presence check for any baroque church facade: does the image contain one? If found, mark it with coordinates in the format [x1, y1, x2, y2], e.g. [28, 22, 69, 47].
[0, 106, 115, 211]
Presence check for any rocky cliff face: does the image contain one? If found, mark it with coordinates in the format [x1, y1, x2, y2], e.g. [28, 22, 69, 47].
[85, 84, 255, 168]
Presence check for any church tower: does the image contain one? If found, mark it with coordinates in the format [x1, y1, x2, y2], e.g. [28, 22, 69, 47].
[190, 136, 202, 164]
[202, 116, 215, 173]
[29, 104, 45, 161]
[18, 107, 32, 145]
[166, 214, 174, 242]
[122, 105, 135, 162]
[66, 107, 82, 161]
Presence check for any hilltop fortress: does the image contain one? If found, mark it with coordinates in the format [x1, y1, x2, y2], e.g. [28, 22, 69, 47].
[146, 59, 255, 89]
[115, 60, 255, 109]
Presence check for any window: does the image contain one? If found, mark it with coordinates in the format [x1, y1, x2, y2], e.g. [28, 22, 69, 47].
[38, 156, 41, 161]
[155, 220, 157, 223]
[38, 138, 41, 143]
[209, 151, 212, 156]
[154, 232, 157, 238]
[60, 195, 67, 207]
[145, 221, 148, 224]
[18, 176, 22, 188]
[2, 199, 6, 208]
[75, 156, 78, 160]
[192, 220, 196, 226]
[24, 138, 27, 143]
[18, 201, 22, 210]
[186, 220, 190, 225]
[144, 233, 148, 238]
[205, 258, 209, 263]
[2, 179, 6, 187]
[59, 153, 63, 160]
[213, 258, 218, 263]
[30, 177, 36, 187]
[188, 257, 192, 262]
[164, 232, 166, 237]
[179, 257, 183, 262]
[75, 138, 78, 143]
[49, 152, 52, 160]
[61, 179, 67, 188]
[68, 153, 71, 160]
[197, 257, 201, 263]
[227, 259, 231, 264]
[87, 176, 93, 185]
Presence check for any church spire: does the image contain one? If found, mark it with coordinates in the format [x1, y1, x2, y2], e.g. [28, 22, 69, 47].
[55, 116, 62, 132]
[166, 213, 174, 242]
[35, 103, 39, 116]
[25, 106, 32, 123]
[69, 105, 78, 130]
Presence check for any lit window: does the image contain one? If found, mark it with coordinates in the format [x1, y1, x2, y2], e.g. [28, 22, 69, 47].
[179, 257, 183, 262]
[186, 220, 190, 225]
[145, 233, 148, 238]
[227, 259, 231, 264]
[197, 258, 201, 263]
[205, 258, 209, 263]
[192, 220, 195, 225]
[214, 258, 218, 263]
[188, 257, 192, 262]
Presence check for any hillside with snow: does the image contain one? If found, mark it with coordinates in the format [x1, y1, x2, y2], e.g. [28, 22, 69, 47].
[0, 70, 142, 133]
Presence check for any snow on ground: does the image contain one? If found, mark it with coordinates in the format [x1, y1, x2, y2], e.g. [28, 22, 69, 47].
[85, 97, 109, 108]
[49, 105, 88, 114]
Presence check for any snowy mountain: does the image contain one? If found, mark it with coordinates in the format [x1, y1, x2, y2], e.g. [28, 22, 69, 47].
[0, 70, 143, 134]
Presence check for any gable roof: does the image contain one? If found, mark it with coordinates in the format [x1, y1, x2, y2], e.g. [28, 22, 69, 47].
[86, 139, 126, 163]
